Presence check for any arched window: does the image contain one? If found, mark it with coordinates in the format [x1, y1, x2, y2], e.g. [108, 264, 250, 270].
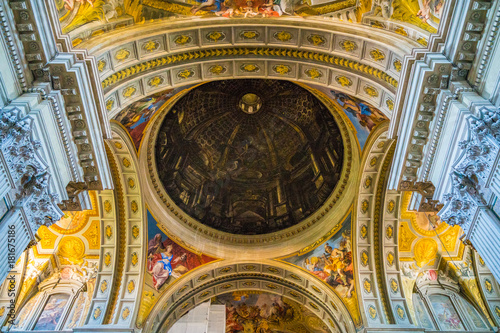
[412, 276, 490, 332]
[11, 271, 87, 331]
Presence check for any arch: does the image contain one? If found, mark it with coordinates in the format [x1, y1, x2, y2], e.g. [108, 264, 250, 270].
[84, 123, 147, 327]
[353, 122, 400, 325]
[11, 275, 84, 331]
[81, 20, 419, 120]
[414, 275, 492, 331]
[143, 260, 356, 333]
[139, 80, 360, 259]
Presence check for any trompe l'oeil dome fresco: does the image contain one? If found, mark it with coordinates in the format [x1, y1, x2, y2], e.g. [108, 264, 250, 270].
[154, 80, 344, 235]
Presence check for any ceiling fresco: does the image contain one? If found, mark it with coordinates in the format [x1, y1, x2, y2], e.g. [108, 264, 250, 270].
[114, 87, 180, 150]
[212, 291, 331, 332]
[280, 212, 361, 326]
[136, 210, 216, 327]
[153, 79, 344, 235]
[114, 82, 387, 153]
[56, 0, 441, 47]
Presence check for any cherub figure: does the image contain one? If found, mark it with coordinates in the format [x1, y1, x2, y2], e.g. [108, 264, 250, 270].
[242, 1, 259, 17]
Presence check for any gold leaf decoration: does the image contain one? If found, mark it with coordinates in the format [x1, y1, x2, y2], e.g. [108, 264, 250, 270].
[267, 267, 279, 273]
[386, 225, 394, 239]
[122, 307, 130, 320]
[273, 64, 291, 75]
[131, 252, 139, 266]
[393, 59, 402, 72]
[413, 238, 438, 267]
[369, 49, 385, 61]
[93, 307, 102, 320]
[387, 252, 395, 266]
[240, 31, 259, 39]
[114, 142, 122, 149]
[105, 225, 112, 239]
[274, 31, 292, 42]
[387, 200, 395, 213]
[335, 75, 352, 87]
[106, 99, 114, 111]
[131, 201, 139, 214]
[305, 68, 323, 79]
[361, 250, 369, 266]
[364, 86, 379, 97]
[396, 305, 405, 319]
[208, 65, 226, 75]
[368, 305, 377, 319]
[485, 279, 493, 294]
[479, 256, 485, 266]
[174, 35, 192, 45]
[361, 200, 369, 213]
[363, 177, 372, 189]
[177, 69, 194, 79]
[38, 225, 58, 249]
[122, 86, 136, 98]
[100, 280, 108, 293]
[360, 225, 368, 239]
[115, 49, 131, 61]
[104, 200, 112, 213]
[206, 31, 225, 42]
[128, 178, 136, 189]
[128, 280, 135, 293]
[339, 40, 357, 52]
[386, 99, 395, 110]
[104, 253, 111, 266]
[399, 222, 417, 252]
[417, 37, 428, 46]
[148, 76, 164, 87]
[82, 220, 100, 250]
[241, 64, 259, 72]
[307, 34, 326, 46]
[219, 267, 232, 273]
[97, 59, 106, 72]
[122, 158, 131, 168]
[390, 279, 398, 293]
[363, 279, 371, 293]
[143, 40, 160, 52]
[132, 225, 140, 239]
[395, 26, 408, 36]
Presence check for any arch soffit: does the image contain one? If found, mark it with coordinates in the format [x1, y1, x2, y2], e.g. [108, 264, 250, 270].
[85, 123, 146, 327]
[138, 82, 360, 259]
[85, 20, 418, 119]
[353, 122, 398, 325]
[143, 259, 356, 333]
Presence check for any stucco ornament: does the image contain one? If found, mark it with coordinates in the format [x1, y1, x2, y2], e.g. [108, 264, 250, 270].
[440, 110, 499, 230]
[0, 108, 62, 230]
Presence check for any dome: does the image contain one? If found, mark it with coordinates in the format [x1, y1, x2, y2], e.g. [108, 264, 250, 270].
[154, 80, 344, 235]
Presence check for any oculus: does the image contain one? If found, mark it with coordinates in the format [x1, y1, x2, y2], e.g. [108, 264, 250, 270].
[154, 80, 344, 235]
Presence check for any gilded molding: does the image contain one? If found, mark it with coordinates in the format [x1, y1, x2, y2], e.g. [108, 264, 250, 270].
[103, 142, 126, 324]
[102, 47, 398, 91]
[372, 142, 396, 323]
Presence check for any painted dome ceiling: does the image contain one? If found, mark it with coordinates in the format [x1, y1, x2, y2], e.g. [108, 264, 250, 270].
[154, 79, 344, 235]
